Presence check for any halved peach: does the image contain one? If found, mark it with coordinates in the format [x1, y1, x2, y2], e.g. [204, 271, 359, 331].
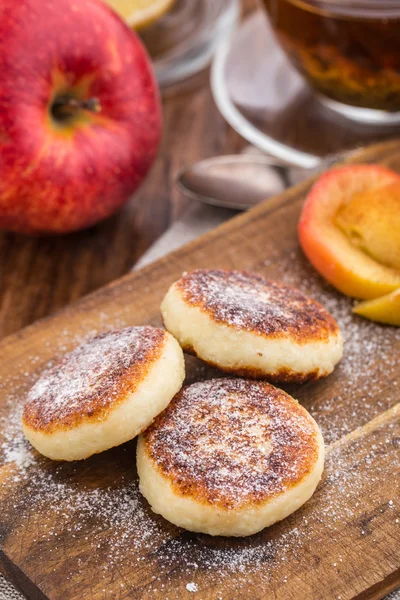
[353, 288, 400, 326]
[298, 165, 400, 300]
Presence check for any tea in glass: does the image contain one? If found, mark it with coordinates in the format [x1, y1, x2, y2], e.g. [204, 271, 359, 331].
[263, 0, 400, 119]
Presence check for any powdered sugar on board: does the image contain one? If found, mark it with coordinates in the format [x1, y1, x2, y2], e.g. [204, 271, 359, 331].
[0, 398, 318, 596]
[263, 248, 400, 444]
[0, 250, 400, 597]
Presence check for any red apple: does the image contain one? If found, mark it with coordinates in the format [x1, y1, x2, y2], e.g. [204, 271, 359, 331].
[0, 0, 161, 234]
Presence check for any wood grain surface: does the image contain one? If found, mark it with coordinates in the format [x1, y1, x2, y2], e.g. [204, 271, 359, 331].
[0, 140, 400, 600]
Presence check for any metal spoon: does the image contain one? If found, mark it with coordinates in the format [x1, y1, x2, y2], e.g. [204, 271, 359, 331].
[176, 149, 359, 210]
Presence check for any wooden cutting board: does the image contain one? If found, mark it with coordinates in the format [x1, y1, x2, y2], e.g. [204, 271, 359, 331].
[1, 140, 400, 600]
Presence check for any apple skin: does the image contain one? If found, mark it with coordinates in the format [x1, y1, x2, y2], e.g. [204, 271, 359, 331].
[0, 0, 162, 234]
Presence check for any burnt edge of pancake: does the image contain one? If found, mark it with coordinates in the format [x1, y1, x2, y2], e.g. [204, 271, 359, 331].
[142, 378, 321, 510]
[175, 269, 340, 343]
[22, 326, 166, 434]
[181, 343, 321, 383]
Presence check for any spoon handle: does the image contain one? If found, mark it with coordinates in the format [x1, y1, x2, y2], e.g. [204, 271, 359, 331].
[134, 145, 363, 271]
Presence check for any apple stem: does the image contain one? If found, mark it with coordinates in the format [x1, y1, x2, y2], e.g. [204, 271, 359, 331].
[51, 96, 101, 120]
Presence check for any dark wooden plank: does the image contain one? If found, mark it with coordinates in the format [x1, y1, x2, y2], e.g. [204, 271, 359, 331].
[1, 139, 400, 600]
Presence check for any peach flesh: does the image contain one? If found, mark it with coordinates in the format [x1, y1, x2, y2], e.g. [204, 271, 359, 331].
[335, 182, 400, 270]
[353, 288, 400, 326]
[298, 165, 400, 300]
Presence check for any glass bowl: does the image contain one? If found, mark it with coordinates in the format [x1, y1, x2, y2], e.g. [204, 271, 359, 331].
[139, 0, 240, 90]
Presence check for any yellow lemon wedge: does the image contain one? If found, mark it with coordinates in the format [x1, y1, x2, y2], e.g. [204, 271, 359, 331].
[353, 288, 400, 326]
[105, 0, 175, 29]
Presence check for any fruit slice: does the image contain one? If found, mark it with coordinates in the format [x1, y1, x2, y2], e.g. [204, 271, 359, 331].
[105, 0, 175, 29]
[353, 288, 400, 326]
[298, 165, 400, 300]
[335, 182, 400, 270]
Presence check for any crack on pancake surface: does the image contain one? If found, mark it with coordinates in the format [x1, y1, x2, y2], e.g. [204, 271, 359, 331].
[143, 379, 321, 510]
[176, 269, 339, 343]
[22, 326, 166, 433]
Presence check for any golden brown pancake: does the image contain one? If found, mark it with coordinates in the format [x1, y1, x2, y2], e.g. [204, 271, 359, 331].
[161, 269, 343, 382]
[22, 326, 185, 461]
[137, 378, 325, 536]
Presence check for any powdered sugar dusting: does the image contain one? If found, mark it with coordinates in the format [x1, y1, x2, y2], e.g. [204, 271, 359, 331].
[23, 326, 165, 430]
[2, 433, 35, 471]
[145, 379, 320, 509]
[176, 269, 339, 341]
[1, 402, 167, 551]
[0, 399, 312, 593]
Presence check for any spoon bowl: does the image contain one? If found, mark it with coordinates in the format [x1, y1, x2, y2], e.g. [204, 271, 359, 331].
[176, 154, 289, 210]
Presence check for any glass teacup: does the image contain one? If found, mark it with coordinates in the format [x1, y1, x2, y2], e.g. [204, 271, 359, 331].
[262, 0, 400, 123]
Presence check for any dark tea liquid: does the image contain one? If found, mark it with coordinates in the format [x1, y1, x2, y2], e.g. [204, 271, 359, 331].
[263, 0, 400, 111]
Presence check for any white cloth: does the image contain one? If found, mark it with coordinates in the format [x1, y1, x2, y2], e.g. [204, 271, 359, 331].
[0, 578, 24, 600]
[134, 202, 234, 270]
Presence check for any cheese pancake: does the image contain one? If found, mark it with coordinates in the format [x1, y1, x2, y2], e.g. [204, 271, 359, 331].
[22, 326, 185, 461]
[137, 378, 324, 536]
[161, 269, 343, 382]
